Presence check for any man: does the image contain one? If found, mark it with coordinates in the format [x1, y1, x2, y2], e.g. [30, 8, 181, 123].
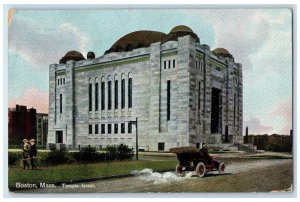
[199, 143, 212, 165]
[22, 139, 30, 169]
[29, 139, 37, 169]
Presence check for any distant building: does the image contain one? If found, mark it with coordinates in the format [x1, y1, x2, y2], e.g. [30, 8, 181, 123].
[8, 105, 37, 145]
[48, 25, 243, 151]
[36, 113, 48, 147]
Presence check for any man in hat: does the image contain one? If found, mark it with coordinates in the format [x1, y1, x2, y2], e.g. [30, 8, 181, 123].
[29, 139, 37, 169]
[199, 143, 212, 165]
[22, 139, 30, 169]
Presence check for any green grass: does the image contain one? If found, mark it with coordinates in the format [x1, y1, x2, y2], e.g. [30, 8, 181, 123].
[8, 160, 177, 188]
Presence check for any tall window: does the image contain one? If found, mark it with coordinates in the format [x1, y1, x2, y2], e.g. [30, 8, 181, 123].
[95, 83, 99, 111]
[128, 78, 132, 108]
[121, 79, 125, 109]
[108, 81, 112, 110]
[89, 83, 92, 111]
[114, 123, 118, 134]
[95, 124, 99, 134]
[108, 124, 112, 134]
[164, 61, 166, 69]
[101, 82, 105, 110]
[234, 94, 236, 129]
[173, 59, 175, 68]
[60, 94, 63, 113]
[198, 81, 201, 109]
[168, 60, 171, 69]
[167, 80, 171, 121]
[128, 122, 132, 134]
[115, 80, 118, 109]
[121, 123, 125, 134]
[101, 124, 105, 134]
[89, 125, 92, 134]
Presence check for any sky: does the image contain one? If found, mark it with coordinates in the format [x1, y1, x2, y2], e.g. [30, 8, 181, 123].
[7, 9, 292, 135]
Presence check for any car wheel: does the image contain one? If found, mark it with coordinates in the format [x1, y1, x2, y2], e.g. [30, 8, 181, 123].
[196, 162, 206, 177]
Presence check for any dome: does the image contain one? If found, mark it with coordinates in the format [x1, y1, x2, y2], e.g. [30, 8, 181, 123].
[170, 25, 194, 33]
[212, 48, 233, 59]
[105, 31, 166, 54]
[162, 25, 200, 43]
[59, 50, 85, 64]
[105, 25, 200, 54]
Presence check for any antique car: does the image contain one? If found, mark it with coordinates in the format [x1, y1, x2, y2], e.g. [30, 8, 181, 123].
[170, 146, 225, 177]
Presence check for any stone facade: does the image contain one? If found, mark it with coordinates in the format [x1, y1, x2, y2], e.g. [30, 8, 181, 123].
[47, 26, 243, 151]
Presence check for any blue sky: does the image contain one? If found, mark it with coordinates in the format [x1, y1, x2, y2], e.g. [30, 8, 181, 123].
[8, 9, 292, 135]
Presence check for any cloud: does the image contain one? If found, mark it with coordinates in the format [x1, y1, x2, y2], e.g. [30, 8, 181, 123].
[9, 88, 49, 113]
[244, 117, 273, 134]
[270, 96, 292, 134]
[9, 18, 88, 69]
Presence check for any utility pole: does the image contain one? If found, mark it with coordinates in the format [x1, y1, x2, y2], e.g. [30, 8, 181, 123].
[129, 117, 138, 160]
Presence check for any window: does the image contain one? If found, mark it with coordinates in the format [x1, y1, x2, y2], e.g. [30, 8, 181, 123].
[108, 81, 112, 110]
[121, 123, 125, 134]
[198, 81, 201, 109]
[89, 125, 92, 134]
[101, 82, 105, 110]
[234, 94, 236, 129]
[128, 78, 132, 108]
[196, 143, 200, 148]
[108, 124, 112, 134]
[95, 124, 99, 134]
[164, 61, 166, 69]
[56, 131, 63, 143]
[158, 142, 165, 151]
[128, 122, 132, 134]
[121, 79, 125, 109]
[115, 80, 118, 109]
[59, 94, 63, 113]
[89, 83, 92, 111]
[114, 123, 118, 134]
[95, 83, 99, 111]
[168, 60, 171, 69]
[167, 80, 171, 121]
[63, 78, 65, 84]
[101, 124, 105, 134]
[173, 59, 175, 68]
[57, 79, 60, 85]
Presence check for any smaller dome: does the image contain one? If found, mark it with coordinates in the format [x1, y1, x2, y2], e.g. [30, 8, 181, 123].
[87, 51, 95, 59]
[170, 25, 194, 33]
[212, 48, 233, 59]
[59, 50, 85, 64]
[162, 25, 199, 43]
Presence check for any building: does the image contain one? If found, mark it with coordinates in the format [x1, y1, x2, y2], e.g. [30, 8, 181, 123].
[36, 113, 48, 147]
[47, 25, 243, 151]
[8, 105, 37, 145]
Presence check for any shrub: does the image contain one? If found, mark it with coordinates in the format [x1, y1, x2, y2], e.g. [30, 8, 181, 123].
[48, 143, 57, 151]
[105, 144, 134, 161]
[76, 145, 102, 163]
[8, 153, 20, 165]
[117, 144, 134, 160]
[105, 145, 117, 160]
[44, 148, 69, 165]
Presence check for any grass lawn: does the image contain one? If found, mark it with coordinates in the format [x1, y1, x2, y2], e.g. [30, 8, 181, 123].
[8, 160, 177, 188]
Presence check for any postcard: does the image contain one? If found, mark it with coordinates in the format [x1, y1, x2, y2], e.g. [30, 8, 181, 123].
[6, 7, 293, 195]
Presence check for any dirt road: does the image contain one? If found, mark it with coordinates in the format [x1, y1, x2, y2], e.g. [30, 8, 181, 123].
[13, 158, 292, 193]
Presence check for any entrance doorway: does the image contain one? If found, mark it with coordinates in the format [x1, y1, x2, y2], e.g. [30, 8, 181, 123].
[56, 131, 63, 143]
[211, 88, 222, 134]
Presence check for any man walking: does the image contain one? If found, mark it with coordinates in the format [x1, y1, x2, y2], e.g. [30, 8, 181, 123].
[29, 139, 37, 169]
[22, 139, 30, 169]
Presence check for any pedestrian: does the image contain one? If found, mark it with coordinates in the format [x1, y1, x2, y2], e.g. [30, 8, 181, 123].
[22, 139, 30, 169]
[29, 139, 37, 169]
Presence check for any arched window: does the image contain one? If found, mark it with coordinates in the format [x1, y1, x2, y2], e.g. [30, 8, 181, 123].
[128, 78, 132, 108]
[121, 79, 125, 109]
[101, 78, 105, 110]
[108, 80, 112, 110]
[115, 80, 118, 109]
